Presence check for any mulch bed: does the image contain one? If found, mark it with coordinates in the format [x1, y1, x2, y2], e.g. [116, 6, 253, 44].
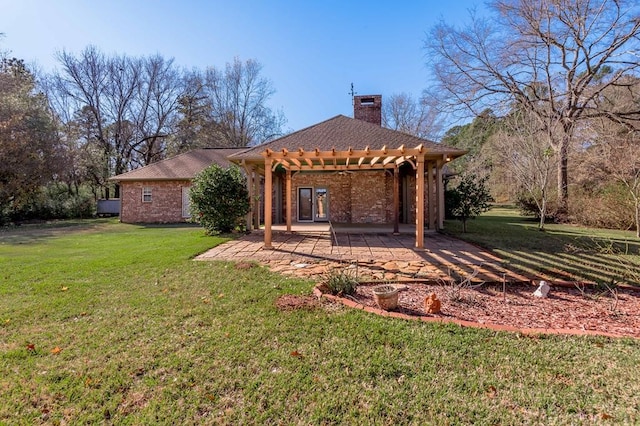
[275, 294, 321, 311]
[349, 282, 640, 338]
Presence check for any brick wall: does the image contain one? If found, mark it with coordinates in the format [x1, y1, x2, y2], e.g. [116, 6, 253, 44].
[290, 171, 393, 224]
[403, 172, 437, 228]
[353, 95, 382, 126]
[277, 169, 437, 226]
[350, 171, 394, 223]
[291, 173, 352, 222]
[120, 180, 191, 223]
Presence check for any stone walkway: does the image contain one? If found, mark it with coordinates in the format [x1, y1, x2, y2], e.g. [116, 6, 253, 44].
[196, 230, 531, 284]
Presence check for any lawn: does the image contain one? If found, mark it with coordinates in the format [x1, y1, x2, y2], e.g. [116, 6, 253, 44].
[1, 220, 640, 424]
[444, 206, 640, 286]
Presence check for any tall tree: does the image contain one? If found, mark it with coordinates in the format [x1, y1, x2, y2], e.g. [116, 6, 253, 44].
[0, 55, 62, 220]
[203, 58, 285, 147]
[582, 77, 640, 236]
[426, 0, 640, 218]
[382, 92, 442, 139]
[131, 55, 183, 166]
[170, 70, 226, 154]
[49, 46, 184, 196]
[441, 109, 499, 176]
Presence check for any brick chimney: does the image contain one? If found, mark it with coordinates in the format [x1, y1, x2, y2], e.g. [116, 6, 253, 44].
[353, 95, 382, 126]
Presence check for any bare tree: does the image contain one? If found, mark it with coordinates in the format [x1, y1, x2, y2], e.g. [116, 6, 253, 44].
[382, 92, 442, 139]
[130, 55, 183, 166]
[203, 58, 285, 147]
[426, 0, 640, 217]
[489, 110, 558, 229]
[49, 47, 185, 197]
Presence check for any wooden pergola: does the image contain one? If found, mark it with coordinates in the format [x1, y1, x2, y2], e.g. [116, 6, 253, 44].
[258, 143, 456, 250]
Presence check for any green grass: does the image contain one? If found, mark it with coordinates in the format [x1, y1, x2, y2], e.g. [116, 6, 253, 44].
[444, 206, 640, 285]
[1, 220, 640, 424]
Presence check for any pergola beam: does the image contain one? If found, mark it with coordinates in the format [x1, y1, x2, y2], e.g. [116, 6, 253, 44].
[279, 163, 400, 172]
[263, 146, 431, 161]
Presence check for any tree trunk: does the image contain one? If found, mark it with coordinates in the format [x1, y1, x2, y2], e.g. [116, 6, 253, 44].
[636, 202, 639, 239]
[539, 197, 546, 231]
[556, 135, 570, 221]
[462, 218, 467, 233]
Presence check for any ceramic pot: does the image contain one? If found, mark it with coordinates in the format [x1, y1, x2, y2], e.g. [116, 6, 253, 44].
[372, 285, 399, 310]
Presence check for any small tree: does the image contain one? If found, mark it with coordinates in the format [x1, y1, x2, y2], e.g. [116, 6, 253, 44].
[448, 174, 492, 233]
[190, 165, 250, 234]
[488, 109, 558, 230]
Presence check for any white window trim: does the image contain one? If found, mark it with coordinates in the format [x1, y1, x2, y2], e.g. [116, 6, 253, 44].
[142, 187, 152, 203]
[181, 186, 191, 218]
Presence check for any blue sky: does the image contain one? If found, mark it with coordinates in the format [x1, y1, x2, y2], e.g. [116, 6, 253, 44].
[0, 0, 483, 133]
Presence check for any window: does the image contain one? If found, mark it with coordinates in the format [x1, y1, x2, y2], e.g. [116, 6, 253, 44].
[181, 187, 191, 218]
[142, 187, 152, 203]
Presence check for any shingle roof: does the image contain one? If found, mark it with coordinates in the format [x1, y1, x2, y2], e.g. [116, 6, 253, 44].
[229, 115, 465, 161]
[110, 148, 245, 181]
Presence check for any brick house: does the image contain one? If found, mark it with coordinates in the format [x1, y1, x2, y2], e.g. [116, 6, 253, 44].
[110, 148, 244, 223]
[229, 95, 466, 248]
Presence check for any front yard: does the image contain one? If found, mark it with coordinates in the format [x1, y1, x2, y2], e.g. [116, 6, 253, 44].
[1, 220, 639, 424]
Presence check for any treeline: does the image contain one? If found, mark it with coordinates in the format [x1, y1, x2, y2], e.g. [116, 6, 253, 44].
[0, 45, 285, 224]
[442, 101, 640, 236]
[426, 0, 640, 236]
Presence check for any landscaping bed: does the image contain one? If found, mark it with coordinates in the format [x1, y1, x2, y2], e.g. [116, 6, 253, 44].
[343, 281, 640, 338]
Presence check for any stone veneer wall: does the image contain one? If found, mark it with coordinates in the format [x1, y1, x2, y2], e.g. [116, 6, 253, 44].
[120, 180, 191, 223]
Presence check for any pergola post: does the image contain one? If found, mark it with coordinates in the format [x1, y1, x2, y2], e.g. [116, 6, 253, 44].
[252, 169, 260, 230]
[285, 169, 292, 232]
[427, 161, 435, 230]
[245, 164, 254, 231]
[264, 158, 273, 249]
[436, 159, 444, 229]
[393, 167, 399, 234]
[416, 156, 425, 248]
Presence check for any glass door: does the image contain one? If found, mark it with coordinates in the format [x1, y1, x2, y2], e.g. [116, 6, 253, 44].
[298, 188, 313, 221]
[314, 188, 328, 221]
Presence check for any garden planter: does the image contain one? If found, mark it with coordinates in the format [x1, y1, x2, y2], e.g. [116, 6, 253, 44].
[373, 285, 399, 310]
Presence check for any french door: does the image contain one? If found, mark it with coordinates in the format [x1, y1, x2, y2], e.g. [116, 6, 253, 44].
[298, 187, 329, 222]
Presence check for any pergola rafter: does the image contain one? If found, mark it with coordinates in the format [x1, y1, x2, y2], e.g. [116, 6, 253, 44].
[263, 144, 436, 172]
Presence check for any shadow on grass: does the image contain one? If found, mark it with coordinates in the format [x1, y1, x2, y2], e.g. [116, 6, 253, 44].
[0, 219, 116, 245]
[444, 209, 640, 285]
[0, 220, 204, 245]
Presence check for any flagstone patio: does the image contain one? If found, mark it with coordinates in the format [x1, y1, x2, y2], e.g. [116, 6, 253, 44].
[196, 228, 531, 284]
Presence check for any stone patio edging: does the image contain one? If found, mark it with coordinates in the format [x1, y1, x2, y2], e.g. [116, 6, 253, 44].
[312, 284, 636, 340]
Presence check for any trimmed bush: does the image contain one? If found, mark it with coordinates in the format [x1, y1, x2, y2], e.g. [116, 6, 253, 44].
[189, 165, 250, 235]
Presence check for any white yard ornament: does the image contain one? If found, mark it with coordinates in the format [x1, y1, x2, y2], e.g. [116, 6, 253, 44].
[533, 281, 551, 298]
